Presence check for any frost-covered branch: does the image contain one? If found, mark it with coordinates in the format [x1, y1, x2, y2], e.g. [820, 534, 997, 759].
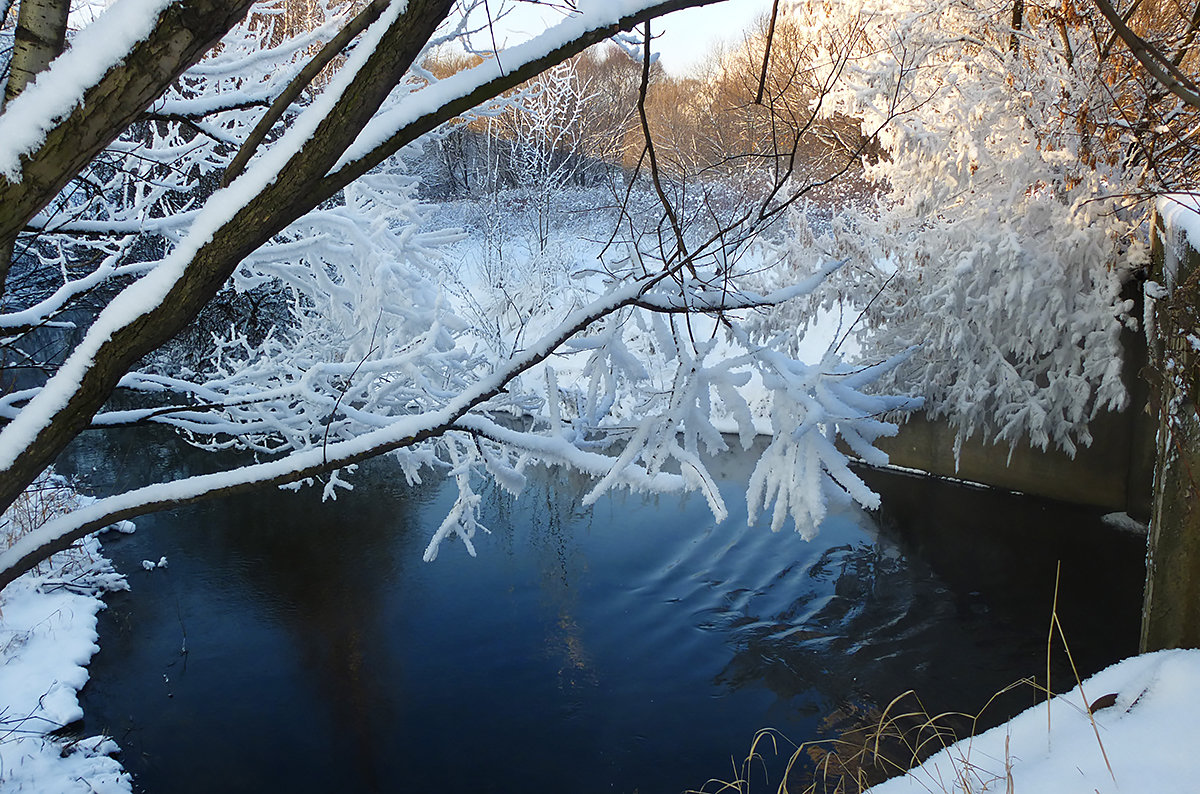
[0, 0, 256, 288]
[0, 261, 677, 588]
[0, 0, 928, 594]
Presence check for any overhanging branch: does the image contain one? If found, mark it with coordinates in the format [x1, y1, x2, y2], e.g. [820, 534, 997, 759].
[1092, 0, 1200, 110]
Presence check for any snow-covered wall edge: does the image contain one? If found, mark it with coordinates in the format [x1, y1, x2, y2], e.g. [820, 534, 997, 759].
[1155, 193, 1200, 291]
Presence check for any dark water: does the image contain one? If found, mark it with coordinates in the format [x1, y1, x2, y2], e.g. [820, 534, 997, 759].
[60, 431, 1145, 793]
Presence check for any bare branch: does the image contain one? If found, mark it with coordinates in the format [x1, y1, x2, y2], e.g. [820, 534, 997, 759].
[1092, 0, 1200, 109]
[754, 0, 781, 105]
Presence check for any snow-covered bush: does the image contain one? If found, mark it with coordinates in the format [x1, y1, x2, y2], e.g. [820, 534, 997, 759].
[752, 0, 1195, 455]
[1, 471, 132, 793]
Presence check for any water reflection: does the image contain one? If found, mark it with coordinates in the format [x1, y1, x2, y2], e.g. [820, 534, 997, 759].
[187, 489, 419, 791]
[492, 468, 599, 694]
[864, 466, 1145, 677]
[704, 466, 1144, 771]
[713, 534, 953, 718]
[60, 428, 431, 791]
[62, 431, 1144, 794]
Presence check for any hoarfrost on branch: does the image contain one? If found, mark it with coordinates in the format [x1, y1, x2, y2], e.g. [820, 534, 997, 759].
[0, 0, 915, 585]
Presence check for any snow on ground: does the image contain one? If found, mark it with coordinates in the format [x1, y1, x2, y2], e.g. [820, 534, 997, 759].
[866, 649, 1200, 794]
[435, 187, 859, 436]
[0, 473, 132, 793]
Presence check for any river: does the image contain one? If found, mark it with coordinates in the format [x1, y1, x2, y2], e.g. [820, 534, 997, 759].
[58, 428, 1145, 793]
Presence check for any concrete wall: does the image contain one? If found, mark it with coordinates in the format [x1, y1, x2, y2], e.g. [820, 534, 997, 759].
[865, 279, 1157, 519]
[874, 407, 1152, 515]
[1141, 208, 1200, 651]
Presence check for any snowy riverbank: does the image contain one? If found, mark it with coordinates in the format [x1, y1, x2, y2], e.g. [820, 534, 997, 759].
[866, 649, 1200, 793]
[0, 474, 132, 793]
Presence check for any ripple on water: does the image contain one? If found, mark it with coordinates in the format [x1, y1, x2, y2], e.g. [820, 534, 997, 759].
[65, 433, 1143, 794]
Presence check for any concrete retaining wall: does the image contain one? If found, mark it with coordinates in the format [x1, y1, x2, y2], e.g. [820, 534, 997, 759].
[874, 408, 1153, 515]
[1141, 202, 1200, 651]
[867, 280, 1157, 519]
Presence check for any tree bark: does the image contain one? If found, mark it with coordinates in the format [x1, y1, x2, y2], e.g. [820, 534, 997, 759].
[0, 0, 256, 293]
[2, 0, 70, 106]
[0, 0, 70, 300]
[1010, 0, 1024, 53]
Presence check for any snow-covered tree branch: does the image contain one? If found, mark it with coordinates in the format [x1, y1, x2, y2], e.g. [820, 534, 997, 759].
[0, 0, 919, 591]
[751, 0, 1198, 456]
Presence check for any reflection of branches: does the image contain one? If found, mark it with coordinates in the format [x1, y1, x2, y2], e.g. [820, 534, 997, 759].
[711, 540, 910, 701]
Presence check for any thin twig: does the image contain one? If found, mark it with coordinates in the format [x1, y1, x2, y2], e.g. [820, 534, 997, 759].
[754, 0, 781, 105]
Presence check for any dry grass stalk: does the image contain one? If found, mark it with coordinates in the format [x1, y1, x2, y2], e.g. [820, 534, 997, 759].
[694, 565, 1124, 794]
[0, 471, 93, 581]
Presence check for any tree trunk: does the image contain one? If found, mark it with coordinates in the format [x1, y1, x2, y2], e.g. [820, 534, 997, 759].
[2, 0, 69, 107]
[1141, 212, 1200, 651]
[0, 0, 257, 293]
[0, 0, 70, 292]
[1009, 0, 1024, 53]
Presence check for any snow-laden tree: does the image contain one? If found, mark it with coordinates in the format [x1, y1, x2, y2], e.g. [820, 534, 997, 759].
[0, 0, 919, 590]
[755, 0, 1198, 456]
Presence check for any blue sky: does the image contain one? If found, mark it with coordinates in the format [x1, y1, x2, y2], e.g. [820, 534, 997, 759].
[469, 1, 773, 76]
[654, 1, 772, 74]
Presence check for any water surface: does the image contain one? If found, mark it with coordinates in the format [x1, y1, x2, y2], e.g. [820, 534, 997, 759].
[61, 432, 1145, 793]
